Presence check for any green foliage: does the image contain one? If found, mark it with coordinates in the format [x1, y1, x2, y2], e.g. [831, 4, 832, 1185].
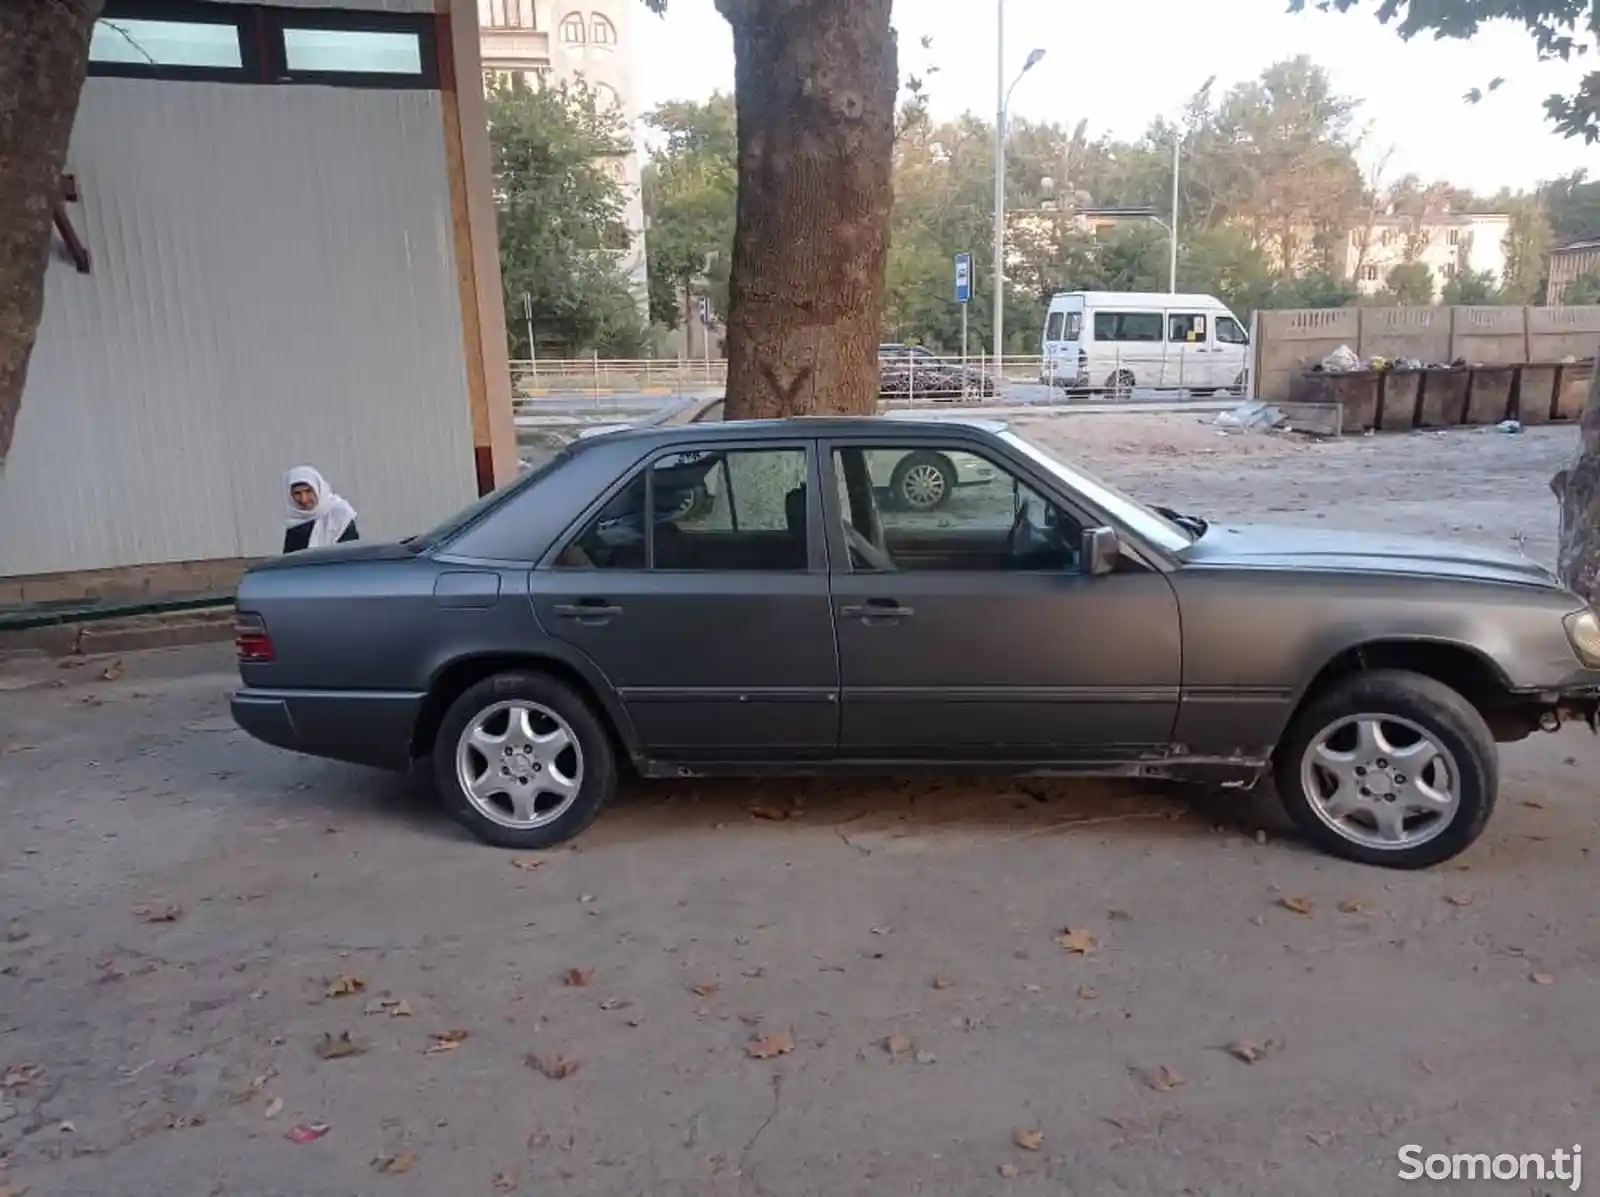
[641, 94, 737, 329]
[1290, 0, 1599, 142]
[1567, 272, 1600, 305]
[1541, 169, 1600, 242]
[489, 81, 646, 357]
[1377, 261, 1436, 306]
[1441, 268, 1499, 305]
[1500, 195, 1554, 302]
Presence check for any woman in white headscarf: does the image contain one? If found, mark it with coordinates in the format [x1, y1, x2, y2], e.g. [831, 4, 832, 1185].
[283, 466, 359, 554]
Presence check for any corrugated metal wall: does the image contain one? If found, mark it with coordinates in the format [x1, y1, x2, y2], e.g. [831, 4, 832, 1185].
[0, 79, 478, 578]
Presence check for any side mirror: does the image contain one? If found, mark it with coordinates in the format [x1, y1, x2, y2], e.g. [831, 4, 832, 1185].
[1081, 526, 1120, 576]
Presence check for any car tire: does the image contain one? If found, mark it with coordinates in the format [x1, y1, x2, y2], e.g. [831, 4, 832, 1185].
[1107, 369, 1136, 399]
[433, 671, 618, 850]
[889, 451, 956, 511]
[1272, 669, 1497, 870]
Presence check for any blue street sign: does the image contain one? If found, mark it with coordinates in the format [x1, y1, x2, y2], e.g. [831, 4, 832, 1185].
[954, 252, 972, 304]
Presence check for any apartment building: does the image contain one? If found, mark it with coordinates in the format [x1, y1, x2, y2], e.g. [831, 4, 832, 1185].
[1340, 213, 1510, 300]
[1548, 231, 1600, 305]
[477, 1, 648, 301]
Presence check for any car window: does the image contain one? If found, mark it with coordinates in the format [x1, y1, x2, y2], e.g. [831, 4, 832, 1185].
[1216, 316, 1248, 345]
[1063, 311, 1082, 340]
[831, 446, 1081, 574]
[1045, 311, 1065, 341]
[1093, 311, 1163, 343]
[557, 447, 810, 572]
[1169, 313, 1207, 343]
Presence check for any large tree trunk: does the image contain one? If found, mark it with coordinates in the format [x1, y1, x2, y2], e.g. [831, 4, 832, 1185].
[714, 0, 895, 419]
[1552, 351, 1600, 605]
[0, 0, 102, 468]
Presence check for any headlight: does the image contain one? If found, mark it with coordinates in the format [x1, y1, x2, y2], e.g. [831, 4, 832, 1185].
[1564, 608, 1600, 667]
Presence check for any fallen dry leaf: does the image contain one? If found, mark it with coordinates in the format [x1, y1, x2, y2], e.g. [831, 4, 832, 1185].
[998, 1162, 1019, 1179]
[325, 973, 366, 998]
[1278, 896, 1315, 916]
[747, 806, 794, 821]
[1336, 898, 1370, 915]
[1012, 1128, 1043, 1151]
[884, 1033, 912, 1056]
[264, 1097, 284, 1119]
[492, 1169, 520, 1193]
[510, 857, 544, 871]
[931, 975, 955, 990]
[562, 968, 593, 988]
[1076, 985, 1099, 1001]
[101, 659, 124, 682]
[690, 979, 720, 997]
[426, 1029, 470, 1054]
[391, 1000, 413, 1018]
[285, 1122, 331, 1143]
[133, 903, 181, 923]
[374, 1150, 417, 1175]
[527, 1053, 581, 1079]
[1141, 1065, 1187, 1092]
[1305, 1130, 1333, 1148]
[1054, 927, 1097, 955]
[1445, 893, 1474, 908]
[1530, 972, 1557, 986]
[1521, 800, 1546, 809]
[314, 1031, 365, 1060]
[743, 1029, 795, 1060]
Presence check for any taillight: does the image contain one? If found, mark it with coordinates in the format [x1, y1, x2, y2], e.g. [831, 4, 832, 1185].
[235, 612, 275, 663]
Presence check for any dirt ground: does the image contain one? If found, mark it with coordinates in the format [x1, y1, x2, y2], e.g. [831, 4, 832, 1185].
[3, 416, 1597, 1197]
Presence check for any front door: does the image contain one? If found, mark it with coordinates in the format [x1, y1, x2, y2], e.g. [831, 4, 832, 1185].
[532, 440, 839, 763]
[1165, 311, 1214, 390]
[1213, 312, 1251, 391]
[822, 438, 1182, 763]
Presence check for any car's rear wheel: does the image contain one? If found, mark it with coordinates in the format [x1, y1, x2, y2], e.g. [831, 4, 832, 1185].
[889, 451, 955, 511]
[1106, 369, 1136, 400]
[433, 671, 617, 850]
[1273, 669, 1496, 869]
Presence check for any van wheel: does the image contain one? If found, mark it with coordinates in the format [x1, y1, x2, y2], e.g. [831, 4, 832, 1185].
[1106, 369, 1136, 399]
[433, 671, 617, 850]
[1272, 670, 1496, 869]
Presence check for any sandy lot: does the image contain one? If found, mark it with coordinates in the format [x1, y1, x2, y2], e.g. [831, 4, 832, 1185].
[3, 416, 1596, 1197]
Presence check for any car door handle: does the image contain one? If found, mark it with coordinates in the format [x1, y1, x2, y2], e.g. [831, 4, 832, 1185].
[553, 600, 623, 622]
[839, 601, 914, 620]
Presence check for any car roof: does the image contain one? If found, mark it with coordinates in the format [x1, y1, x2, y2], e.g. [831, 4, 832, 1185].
[581, 412, 1010, 445]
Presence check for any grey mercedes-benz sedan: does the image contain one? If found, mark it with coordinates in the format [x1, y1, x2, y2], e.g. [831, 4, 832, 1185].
[232, 415, 1600, 870]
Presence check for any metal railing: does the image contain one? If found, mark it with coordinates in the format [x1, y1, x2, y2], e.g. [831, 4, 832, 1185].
[510, 349, 1250, 405]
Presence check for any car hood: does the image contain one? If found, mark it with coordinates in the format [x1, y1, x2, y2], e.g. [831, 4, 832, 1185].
[1179, 522, 1561, 590]
[247, 540, 419, 573]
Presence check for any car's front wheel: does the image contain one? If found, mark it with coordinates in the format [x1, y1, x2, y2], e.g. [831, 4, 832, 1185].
[1273, 670, 1496, 869]
[889, 451, 956, 511]
[433, 671, 617, 850]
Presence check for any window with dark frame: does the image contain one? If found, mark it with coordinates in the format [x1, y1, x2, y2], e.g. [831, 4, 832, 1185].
[1215, 316, 1248, 345]
[88, 3, 440, 89]
[1093, 311, 1163, 343]
[554, 448, 811, 573]
[1168, 313, 1206, 343]
[590, 13, 617, 44]
[484, 0, 533, 29]
[560, 11, 587, 42]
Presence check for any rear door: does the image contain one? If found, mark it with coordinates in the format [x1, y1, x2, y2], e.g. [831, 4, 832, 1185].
[532, 438, 840, 763]
[1042, 304, 1083, 387]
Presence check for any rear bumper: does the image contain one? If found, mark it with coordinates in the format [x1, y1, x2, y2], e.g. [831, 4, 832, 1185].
[232, 687, 425, 771]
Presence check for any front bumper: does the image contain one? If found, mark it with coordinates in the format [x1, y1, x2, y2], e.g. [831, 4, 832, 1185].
[232, 687, 425, 771]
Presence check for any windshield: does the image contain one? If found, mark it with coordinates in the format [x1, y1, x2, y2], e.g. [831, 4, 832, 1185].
[998, 429, 1195, 554]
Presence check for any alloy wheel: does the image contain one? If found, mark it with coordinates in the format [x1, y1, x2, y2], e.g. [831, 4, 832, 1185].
[1298, 713, 1460, 850]
[455, 700, 584, 830]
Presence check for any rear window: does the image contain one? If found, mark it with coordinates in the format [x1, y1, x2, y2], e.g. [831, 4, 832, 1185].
[1045, 311, 1064, 341]
[1094, 311, 1163, 343]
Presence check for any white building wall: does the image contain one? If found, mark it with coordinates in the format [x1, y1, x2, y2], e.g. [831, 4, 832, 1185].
[1346, 215, 1511, 300]
[0, 79, 478, 578]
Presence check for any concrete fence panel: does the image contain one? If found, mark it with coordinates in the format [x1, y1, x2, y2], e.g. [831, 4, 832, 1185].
[1528, 307, 1600, 363]
[1453, 306, 1528, 365]
[1358, 306, 1452, 365]
[1254, 308, 1360, 402]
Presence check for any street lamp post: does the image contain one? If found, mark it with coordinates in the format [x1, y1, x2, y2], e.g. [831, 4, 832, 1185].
[992, 2, 1044, 396]
[1167, 133, 1180, 294]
